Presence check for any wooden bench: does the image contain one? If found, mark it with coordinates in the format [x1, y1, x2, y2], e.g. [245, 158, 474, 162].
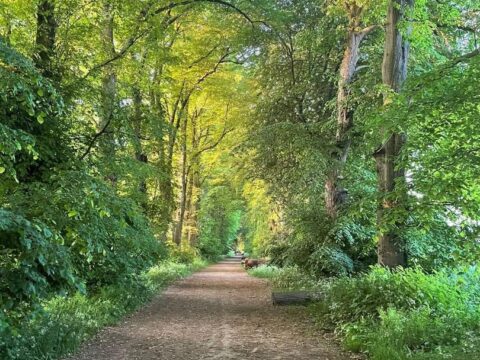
[272, 291, 318, 306]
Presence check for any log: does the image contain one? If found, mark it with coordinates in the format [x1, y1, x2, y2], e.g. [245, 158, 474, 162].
[271, 291, 315, 306]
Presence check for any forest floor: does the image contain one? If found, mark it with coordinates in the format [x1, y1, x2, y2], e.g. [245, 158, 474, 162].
[67, 257, 351, 360]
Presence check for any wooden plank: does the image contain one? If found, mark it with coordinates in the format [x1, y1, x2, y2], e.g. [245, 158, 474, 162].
[272, 291, 315, 306]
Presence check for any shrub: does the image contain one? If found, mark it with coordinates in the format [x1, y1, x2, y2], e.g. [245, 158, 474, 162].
[310, 266, 478, 326]
[169, 245, 200, 264]
[249, 265, 321, 291]
[0, 260, 206, 360]
[310, 265, 480, 359]
[247, 264, 281, 279]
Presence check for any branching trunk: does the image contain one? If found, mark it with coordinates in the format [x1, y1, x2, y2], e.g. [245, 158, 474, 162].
[325, 14, 377, 218]
[373, 0, 413, 268]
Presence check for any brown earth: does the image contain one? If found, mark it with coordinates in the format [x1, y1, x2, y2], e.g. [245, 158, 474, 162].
[67, 257, 351, 360]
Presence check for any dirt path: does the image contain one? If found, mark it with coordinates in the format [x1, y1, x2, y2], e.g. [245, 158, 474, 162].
[68, 258, 350, 360]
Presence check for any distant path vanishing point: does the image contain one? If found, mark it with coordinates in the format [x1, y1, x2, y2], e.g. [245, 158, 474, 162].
[68, 257, 351, 360]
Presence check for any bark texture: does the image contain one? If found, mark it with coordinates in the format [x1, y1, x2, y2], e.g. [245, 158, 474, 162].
[99, 1, 118, 185]
[173, 111, 189, 246]
[325, 6, 376, 219]
[374, 0, 413, 268]
[132, 86, 148, 199]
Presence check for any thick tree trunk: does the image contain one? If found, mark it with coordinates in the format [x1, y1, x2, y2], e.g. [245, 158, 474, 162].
[374, 0, 413, 268]
[374, 133, 407, 267]
[325, 23, 375, 218]
[35, 0, 56, 78]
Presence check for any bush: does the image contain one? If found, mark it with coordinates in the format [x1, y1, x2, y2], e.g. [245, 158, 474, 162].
[0, 260, 206, 360]
[249, 265, 321, 291]
[310, 265, 480, 359]
[169, 245, 199, 264]
[247, 264, 281, 279]
[265, 213, 376, 277]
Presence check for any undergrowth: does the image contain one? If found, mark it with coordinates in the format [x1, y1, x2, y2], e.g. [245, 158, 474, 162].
[248, 265, 322, 291]
[1, 259, 207, 360]
[310, 266, 480, 360]
[250, 264, 480, 359]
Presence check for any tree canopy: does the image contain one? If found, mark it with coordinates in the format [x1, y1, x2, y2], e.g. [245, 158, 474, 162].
[1, 0, 479, 359]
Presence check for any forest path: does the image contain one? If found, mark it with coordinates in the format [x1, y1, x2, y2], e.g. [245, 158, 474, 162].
[68, 257, 350, 360]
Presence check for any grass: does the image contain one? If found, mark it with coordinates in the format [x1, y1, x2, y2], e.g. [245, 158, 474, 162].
[2, 259, 208, 360]
[248, 264, 324, 291]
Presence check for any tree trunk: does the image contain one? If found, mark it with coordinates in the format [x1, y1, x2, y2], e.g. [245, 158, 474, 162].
[186, 171, 200, 245]
[35, 0, 56, 78]
[186, 112, 201, 245]
[173, 112, 189, 246]
[325, 18, 376, 218]
[374, 0, 413, 268]
[99, 1, 117, 185]
[132, 86, 148, 200]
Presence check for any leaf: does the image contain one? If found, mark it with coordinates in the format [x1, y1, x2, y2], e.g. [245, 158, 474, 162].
[37, 112, 46, 124]
[0, 166, 5, 174]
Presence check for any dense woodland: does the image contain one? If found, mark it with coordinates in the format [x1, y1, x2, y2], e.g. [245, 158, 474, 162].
[1, 0, 480, 359]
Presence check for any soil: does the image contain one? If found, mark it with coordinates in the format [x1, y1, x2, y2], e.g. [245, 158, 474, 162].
[67, 257, 352, 360]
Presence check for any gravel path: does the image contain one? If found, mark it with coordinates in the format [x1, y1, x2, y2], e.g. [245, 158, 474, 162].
[68, 257, 350, 360]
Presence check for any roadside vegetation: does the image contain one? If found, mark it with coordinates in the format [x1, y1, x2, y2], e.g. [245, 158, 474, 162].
[2, 1, 479, 359]
[4, 259, 207, 360]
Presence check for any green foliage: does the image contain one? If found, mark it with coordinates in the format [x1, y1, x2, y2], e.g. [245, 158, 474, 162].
[197, 183, 243, 259]
[249, 265, 320, 291]
[1, 260, 206, 360]
[356, 307, 480, 360]
[169, 245, 200, 264]
[310, 266, 480, 358]
[0, 38, 165, 356]
[266, 210, 376, 277]
[247, 264, 281, 279]
[0, 209, 77, 308]
[2, 1, 480, 359]
[0, 40, 67, 181]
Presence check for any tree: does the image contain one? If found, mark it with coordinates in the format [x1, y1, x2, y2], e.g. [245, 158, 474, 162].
[325, 0, 382, 219]
[373, 0, 414, 267]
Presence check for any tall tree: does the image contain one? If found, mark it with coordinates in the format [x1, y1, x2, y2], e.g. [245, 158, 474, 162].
[98, 0, 118, 185]
[325, 1, 379, 219]
[373, 0, 414, 268]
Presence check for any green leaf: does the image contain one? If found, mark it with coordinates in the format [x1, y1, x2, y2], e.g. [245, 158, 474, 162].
[37, 112, 46, 124]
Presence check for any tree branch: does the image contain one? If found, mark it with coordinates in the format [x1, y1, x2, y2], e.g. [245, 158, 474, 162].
[79, 116, 112, 160]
